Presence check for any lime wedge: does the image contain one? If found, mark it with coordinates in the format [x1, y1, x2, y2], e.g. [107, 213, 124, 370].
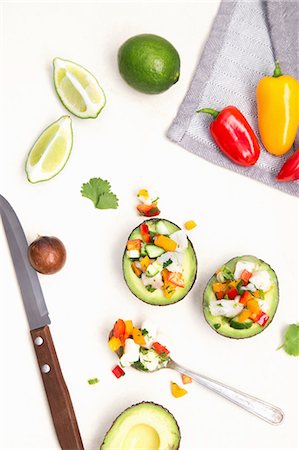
[25, 116, 73, 183]
[53, 57, 106, 118]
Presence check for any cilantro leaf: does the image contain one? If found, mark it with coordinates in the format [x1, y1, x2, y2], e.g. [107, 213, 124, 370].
[81, 177, 118, 210]
[96, 192, 119, 209]
[277, 324, 299, 356]
[131, 361, 148, 371]
[145, 285, 156, 293]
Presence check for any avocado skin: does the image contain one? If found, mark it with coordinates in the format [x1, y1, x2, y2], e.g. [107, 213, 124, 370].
[203, 255, 279, 339]
[100, 401, 181, 449]
[122, 218, 197, 306]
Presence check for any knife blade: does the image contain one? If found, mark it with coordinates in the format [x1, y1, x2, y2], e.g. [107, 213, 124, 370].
[0, 194, 84, 450]
[0, 194, 50, 330]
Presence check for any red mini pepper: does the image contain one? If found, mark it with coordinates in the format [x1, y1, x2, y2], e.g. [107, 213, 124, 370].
[253, 311, 269, 326]
[276, 148, 299, 182]
[197, 106, 260, 166]
[140, 223, 151, 242]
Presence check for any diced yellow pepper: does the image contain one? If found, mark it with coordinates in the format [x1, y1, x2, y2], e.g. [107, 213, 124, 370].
[162, 269, 177, 299]
[140, 256, 151, 272]
[182, 374, 192, 384]
[238, 310, 251, 323]
[212, 282, 226, 293]
[124, 320, 133, 336]
[227, 280, 238, 289]
[185, 220, 197, 230]
[155, 235, 177, 252]
[247, 299, 260, 314]
[171, 382, 188, 398]
[131, 262, 142, 278]
[138, 189, 149, 198]
[108, 336, 122, 352]
[132, 327, 146, 345]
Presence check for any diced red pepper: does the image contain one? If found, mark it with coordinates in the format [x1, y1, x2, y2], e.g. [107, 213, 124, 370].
[152, 342, 170, 355]
[240, 269, 252, 285]
[239, 291, 252, 305]
[215, 291, 225, 300]
[137, 203, 160, 217]
[127, 239, 142, 251]
[226, 288, 238, 299]
[140, 223, 151, 243]
[112, 365, 125, 379]
[168, 272, 184, 288]
[254, 311, 270, 326]
[113, 319, 126, 339]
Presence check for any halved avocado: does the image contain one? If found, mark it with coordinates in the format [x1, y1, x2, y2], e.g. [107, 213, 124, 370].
[203, 255, 279, 339]
[101, 401, 180, 449]
[123, 219, 197, 305]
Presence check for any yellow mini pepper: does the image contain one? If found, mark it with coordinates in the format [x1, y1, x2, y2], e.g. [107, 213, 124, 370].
[256, 61, 299, 156]
[171, 382, 188, 398]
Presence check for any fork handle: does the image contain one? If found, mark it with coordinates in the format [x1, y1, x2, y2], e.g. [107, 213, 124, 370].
[170, 360, 283, 425]
[31, 326, 84, 449]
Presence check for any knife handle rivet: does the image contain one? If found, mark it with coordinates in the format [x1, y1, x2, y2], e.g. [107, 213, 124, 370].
[34, 337, 43, 346]
[41, 364, 51, 374]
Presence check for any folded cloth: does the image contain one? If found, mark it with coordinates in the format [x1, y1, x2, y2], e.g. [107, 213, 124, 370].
[168, 0, 299, 197]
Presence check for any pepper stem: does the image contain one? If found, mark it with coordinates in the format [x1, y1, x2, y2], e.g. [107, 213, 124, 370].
[273, 60, 282, 78]
[196, 108, 220, 119]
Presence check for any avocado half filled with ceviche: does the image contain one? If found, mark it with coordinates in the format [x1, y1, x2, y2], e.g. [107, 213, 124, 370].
[101, 402, 181, 450]
[203, 255, 279, 339]
[123, 219, 197, 305]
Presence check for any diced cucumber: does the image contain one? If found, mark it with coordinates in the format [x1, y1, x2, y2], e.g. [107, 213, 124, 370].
[140, 243, 147, 257]
[229, 319, 253, 330]
[126, 250, 140, 259]
[145, 244, 165, 258]
[156, 220, 169, 235]
[146, 262, 162, 277]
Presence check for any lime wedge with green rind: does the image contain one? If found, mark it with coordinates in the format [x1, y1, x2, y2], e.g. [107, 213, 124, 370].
[25, 116, 73, 183]
[53, 57, 106, 118]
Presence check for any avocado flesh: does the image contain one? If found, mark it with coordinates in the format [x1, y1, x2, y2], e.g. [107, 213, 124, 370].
[101, 402, 180, 450]
[123, 219, 197, 305]
[203, 255, 279, 339]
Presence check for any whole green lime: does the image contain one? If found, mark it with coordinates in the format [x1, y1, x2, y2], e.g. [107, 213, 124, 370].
[118, 34, 180, 94]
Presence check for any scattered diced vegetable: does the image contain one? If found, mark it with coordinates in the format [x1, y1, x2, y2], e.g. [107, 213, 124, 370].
[255, 311, 270, 326]
[182, 374, 192, 384]
[113, 319, 126, 338]
[112, 365, 125, 378]
[108, 336, 122, 352]
[140, 223, 151, 243]
[238, 309, 251, 323]
[124, 320, 134, 336]
[155, 235, 177, 252]
[239, 291, 252, 305]
[87, 378, 99, 385]
[140, 255, 151, 271]
[132, 327, 146, 345]
[152, 342, 170, 355]
[137, 203, 160, 217]
[127, 239, 142, 251]
[168, 272, 184, 288]
[184, 220, 197, 230]
[226, 288, 238, 299]
[171, 382, 188, 398]
[247, 299, 260, 314]
[132, 261, 142, 277]
[240, 269, 252, 284]
[212, 282, 226, 293]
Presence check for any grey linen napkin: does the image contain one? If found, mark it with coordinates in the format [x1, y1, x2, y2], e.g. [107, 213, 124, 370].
[168, 0, 299, 197]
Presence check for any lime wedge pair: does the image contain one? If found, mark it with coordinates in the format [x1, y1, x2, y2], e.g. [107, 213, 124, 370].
[26, 58, 106, 183]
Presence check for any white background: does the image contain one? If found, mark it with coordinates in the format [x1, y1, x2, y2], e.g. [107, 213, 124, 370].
[0, 2, 298, 450]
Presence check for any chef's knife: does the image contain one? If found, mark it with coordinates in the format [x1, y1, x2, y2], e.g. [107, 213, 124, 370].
[0, 194, 84, 450]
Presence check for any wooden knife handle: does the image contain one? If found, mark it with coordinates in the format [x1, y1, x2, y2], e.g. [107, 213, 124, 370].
[31, 326, 84, 450]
